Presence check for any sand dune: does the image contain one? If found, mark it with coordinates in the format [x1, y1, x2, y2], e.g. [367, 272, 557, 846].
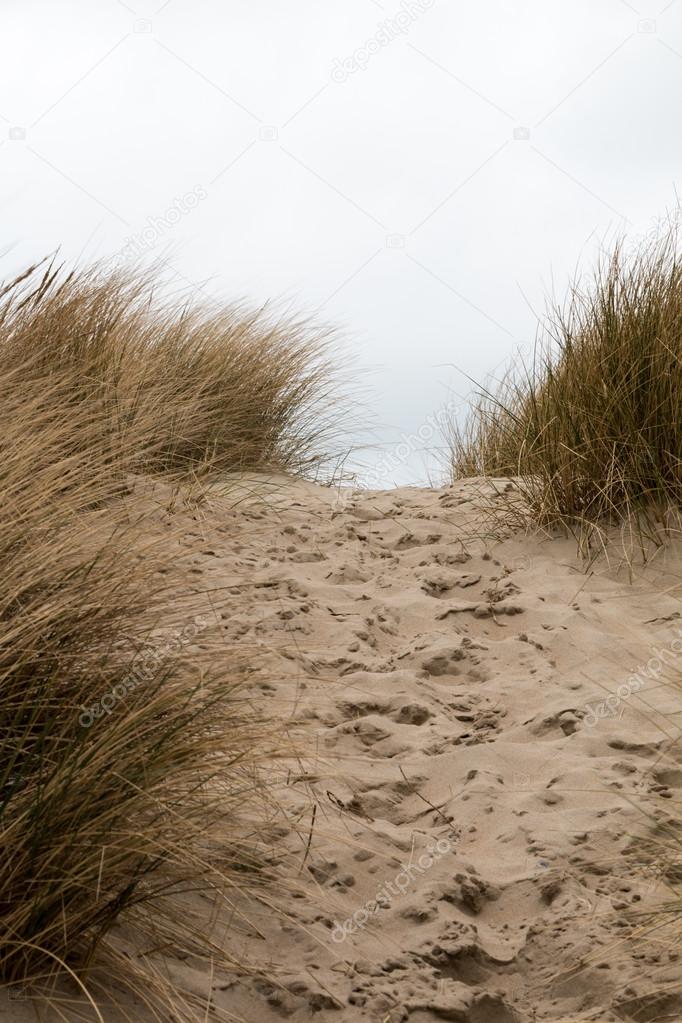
[6, 476, 680, 1022]
[177, 477, 681, 1022]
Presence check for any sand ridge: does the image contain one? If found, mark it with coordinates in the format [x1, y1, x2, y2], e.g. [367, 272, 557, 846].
[185, 477, 681, 1023]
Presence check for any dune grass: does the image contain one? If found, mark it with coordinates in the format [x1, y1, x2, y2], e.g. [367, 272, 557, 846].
[449, 228, 682, 548]
[1, 258, 341, 480]
[0, 259, 340, 1017]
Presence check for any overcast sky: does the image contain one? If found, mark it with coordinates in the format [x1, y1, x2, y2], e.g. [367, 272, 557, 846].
[2, 0, 681, 484]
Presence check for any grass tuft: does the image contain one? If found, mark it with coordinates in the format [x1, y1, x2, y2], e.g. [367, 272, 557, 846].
[449, 228, 682, 549]
[1, 257, 343, 480]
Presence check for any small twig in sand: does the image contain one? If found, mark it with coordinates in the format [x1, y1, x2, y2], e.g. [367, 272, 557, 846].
[568, 570, 594, 605]
[398, 766, 452, 828]
[298, 804, 317, 874]
[305, 968, 344, 1009]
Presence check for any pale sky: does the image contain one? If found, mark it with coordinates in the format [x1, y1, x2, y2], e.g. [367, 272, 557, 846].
[2, 0, 681, 484]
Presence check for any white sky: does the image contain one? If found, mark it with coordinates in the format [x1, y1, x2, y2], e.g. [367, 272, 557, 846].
[2, 0, 681, 484]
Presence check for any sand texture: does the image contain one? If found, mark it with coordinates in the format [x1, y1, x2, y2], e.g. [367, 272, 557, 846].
[189, 477, 681, 1023]
[5, 477, 682, 1022]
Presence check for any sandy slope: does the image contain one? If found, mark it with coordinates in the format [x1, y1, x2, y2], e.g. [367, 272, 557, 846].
[203, 477, 681, 1023]
[4, 477, 681, 1023]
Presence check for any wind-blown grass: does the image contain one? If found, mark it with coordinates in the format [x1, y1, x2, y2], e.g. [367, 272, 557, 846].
[0, 259, 341, 1017]
[449, 229, 682, 547]
[0, 258, 341, 479]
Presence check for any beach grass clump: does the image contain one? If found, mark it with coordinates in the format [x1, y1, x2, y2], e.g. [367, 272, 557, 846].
[0, 258, 337, 1016]
[0, 258, 340, 480]
[449, 229, 682, 540]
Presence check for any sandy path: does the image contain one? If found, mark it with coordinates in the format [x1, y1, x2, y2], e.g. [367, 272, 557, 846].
[201, 477, 682, 1023]
[4, 477, 681, 1022]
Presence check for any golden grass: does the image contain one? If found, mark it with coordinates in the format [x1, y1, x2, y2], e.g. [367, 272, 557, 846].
[1, 257, 341, 480]
[449, 228, 682, 550]
[0, 259, 341, 1017]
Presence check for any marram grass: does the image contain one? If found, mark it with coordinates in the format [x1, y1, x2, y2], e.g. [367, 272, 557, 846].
[0, 259, 340, 1019]
[449, 228, 682, 549]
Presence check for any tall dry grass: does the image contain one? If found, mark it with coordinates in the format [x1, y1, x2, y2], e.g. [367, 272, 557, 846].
[1, 258, 341, 479]
[449, 228, 682, 546]
[0, 259, 339, 1018]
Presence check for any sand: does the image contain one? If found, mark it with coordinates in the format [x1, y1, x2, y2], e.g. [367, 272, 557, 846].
[4, 477, 681, 1022]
